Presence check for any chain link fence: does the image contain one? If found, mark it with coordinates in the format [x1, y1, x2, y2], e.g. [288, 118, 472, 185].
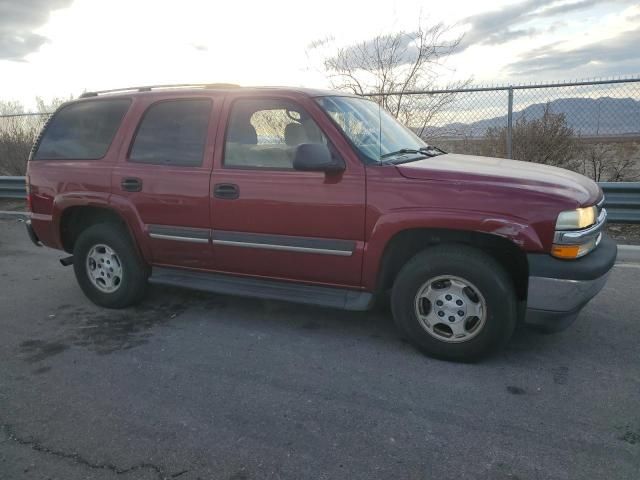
[2, 78, 640, 181]
[364, 77, 640, 182]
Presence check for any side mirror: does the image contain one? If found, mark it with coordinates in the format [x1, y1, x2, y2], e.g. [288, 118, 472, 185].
[293, 144, 345, 173]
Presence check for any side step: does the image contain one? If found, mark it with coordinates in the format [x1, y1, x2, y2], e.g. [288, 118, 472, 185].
[149, 267, 374, 311]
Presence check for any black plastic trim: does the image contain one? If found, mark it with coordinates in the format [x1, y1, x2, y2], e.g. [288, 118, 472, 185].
[527, 234, 617, 281]
[212, 230, 355, 253]
[148, 225, 210, 240]
[213, 183, 239, 199]
[149, 267, 374, 311]
[25, 220, 42, 247]
[121, 177, 142, 192]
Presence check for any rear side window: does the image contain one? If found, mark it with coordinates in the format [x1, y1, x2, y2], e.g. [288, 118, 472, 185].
[129, 99, 211, 167]
[33, 99, 130, 160]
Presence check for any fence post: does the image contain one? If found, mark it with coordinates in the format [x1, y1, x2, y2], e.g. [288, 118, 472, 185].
[506, 87, 513, 159]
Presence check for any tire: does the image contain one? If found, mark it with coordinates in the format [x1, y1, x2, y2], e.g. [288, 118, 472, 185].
[391, 244, 517, 362]
[73, 223, 148, 308]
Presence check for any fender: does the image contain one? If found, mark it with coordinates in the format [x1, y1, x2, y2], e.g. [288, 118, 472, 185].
[51, 192, 112, 249]
[107, 194, 153, 263]
[50, 192, 152, 263]
[361, 208, 543, 291]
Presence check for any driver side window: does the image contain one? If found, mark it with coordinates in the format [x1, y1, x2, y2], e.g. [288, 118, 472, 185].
[224, 98, 327, 169]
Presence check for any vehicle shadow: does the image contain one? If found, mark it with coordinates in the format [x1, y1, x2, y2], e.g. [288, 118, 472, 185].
[22, 282, 583, 366]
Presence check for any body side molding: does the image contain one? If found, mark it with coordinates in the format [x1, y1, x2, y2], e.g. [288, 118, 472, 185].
[211, 230, 356, 256]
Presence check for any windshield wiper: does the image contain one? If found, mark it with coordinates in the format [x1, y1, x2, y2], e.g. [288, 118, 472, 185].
[379, 146, 446, 164]
[380, 148, 423, 159]
[419, 146, 446, 156]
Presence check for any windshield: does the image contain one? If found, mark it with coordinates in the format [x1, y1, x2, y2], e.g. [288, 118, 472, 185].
[316, 96, 429, 163]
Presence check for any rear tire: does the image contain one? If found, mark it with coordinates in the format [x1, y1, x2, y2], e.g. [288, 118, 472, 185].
[73, 223, 148, 308]
[391, 244, 517, 362]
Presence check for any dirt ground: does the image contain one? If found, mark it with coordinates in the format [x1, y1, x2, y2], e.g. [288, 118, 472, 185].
[0, 199, 27, 212]
[607, 224, 640, 245]
[0, 199, 26, 212]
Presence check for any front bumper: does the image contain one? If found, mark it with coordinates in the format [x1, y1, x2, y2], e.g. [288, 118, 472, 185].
[524, 234, 617, 332]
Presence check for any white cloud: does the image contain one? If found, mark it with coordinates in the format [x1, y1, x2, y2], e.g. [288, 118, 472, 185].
[0, 0, 73, 60]
[1, 0, 638, 106]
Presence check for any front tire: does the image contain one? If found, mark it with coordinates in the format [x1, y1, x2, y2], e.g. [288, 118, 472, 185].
[73, 223, 148, 308]
[391, 244, 517, 362]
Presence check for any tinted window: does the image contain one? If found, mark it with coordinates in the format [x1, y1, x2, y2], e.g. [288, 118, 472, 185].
[34, 99, 130, 160]
[224, 98, 326, 169]
[129, 99, 211, 166]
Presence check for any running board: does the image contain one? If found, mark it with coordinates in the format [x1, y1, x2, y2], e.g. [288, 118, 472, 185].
[149, 267, 374, 311]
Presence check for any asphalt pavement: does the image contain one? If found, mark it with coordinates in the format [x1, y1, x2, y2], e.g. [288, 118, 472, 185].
[1, 217, 639, 480]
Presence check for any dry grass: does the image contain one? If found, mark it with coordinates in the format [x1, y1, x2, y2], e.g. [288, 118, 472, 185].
[607, 224, 640, 246]
[0, 199, 26, 212]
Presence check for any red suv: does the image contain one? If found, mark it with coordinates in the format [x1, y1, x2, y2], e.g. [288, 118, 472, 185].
[25, 84, 616, 361]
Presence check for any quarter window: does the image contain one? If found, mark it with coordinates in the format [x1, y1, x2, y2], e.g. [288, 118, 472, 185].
[129, 99, 211, 166]
[224, 99, 326, 169]
[33, 99, 130, 160]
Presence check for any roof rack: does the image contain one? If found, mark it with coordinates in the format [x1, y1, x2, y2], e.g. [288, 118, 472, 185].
[79, 83, 240, 98]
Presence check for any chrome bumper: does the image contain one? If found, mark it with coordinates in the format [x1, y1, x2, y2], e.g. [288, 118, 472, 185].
[525, 273, 610, 332]
[527, 273, 611, 312]
[525, 233, 617, 332]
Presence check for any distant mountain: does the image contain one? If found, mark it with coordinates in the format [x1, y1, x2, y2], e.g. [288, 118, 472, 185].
[427, 97, 640, 137]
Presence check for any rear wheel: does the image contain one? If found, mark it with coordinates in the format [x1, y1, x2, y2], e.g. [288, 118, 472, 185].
[391, 244, 517, 362]
[73, 224, 148, 308]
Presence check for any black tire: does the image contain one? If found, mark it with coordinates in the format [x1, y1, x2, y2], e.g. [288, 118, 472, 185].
[73, 223, 148, 308]
[391, 244, 517, 362]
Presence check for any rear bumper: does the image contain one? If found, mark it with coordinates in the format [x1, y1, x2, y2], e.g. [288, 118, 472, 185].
[25, 219, 42, 247]
[524, 234, 617, 332]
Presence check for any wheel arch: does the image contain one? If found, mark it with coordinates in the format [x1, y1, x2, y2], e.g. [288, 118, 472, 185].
[375, 227, 530, 303]
[58, 205, 146, 261]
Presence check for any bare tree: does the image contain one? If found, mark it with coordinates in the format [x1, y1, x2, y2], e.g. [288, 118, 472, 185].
[573, 141, 640, 182]
[483, 104, 579, 169]
[580, 143, 610, 182]
[607, 142, 639, 181]
[311, 21, 469, 137]
[0, 97, 69, 175]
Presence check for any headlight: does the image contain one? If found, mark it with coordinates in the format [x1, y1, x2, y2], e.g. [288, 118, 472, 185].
[555, 206, 597, 231]
[551, 205, 605, 259]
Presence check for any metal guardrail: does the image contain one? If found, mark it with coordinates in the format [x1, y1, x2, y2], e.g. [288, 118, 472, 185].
[1, 176, 639, 223]
[0, 176, 27, 199]
[599, 182, 640, 224]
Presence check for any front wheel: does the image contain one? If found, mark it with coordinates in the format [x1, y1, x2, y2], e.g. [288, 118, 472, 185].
[73, 223, 148, 308]
[391, 244, 517, 362]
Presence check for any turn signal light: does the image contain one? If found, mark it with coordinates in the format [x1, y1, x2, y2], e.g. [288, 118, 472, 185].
[551, 234, 599, 259]
[551, 244, 581, 259]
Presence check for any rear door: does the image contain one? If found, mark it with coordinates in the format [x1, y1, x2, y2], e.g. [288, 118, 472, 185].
[209, 94, 366, 287]
[111, 95, 218, 269]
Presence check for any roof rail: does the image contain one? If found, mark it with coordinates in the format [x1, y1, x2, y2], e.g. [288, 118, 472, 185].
[79, 83, 240, 98]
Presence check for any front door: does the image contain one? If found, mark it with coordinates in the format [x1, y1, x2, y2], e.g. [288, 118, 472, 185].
[210, 95, 366, 287]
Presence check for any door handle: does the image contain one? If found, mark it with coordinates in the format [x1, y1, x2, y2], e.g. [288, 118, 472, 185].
[121, 177, 142, 192]
[213, 183, 239, 199]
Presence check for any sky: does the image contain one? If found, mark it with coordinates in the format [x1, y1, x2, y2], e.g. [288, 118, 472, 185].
[1, 0, 639, 107]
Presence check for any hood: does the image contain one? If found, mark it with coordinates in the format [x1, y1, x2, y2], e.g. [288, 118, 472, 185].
[396, 153, 601, 207]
